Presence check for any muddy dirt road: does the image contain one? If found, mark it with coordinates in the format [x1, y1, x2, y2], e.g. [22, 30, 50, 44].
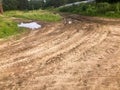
[0, 15, 120, 90]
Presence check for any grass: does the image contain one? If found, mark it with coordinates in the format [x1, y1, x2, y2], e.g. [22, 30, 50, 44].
[59, 2, 120, 18]
[4, 10, 62, 22]
[0, 15, 20, 38]
[0, 10, 61, 38]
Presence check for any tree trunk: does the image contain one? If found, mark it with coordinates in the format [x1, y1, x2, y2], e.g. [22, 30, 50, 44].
[0, 3, 3, 14]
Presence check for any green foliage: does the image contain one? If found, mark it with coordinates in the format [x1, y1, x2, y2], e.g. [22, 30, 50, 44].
[3, 0, 18, 10]
[105, 11, 120, 18]
[18, 0, 29, 10]
[96, 2, 110, 13]
[2, 0, 85, 11]
[28, 0, 44, 10]
[45, 0, 83, 8]
[59, 2, 120, 18]
[5, 10, 62, 22]
[96, 0, 119, 3]
[112, 3, 120, 12]
[45, 0, 64, 7]
[3, 0, 29, 11]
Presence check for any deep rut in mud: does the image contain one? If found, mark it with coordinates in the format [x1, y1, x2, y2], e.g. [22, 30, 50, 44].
[0, 15, 120, 90]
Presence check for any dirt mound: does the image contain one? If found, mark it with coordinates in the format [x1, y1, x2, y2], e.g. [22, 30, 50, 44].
[0, 15, 120, 90]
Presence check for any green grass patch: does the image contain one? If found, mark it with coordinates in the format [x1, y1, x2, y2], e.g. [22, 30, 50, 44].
[0, 15, 21, 38]
[4, 10, 62, 22]
[0, 10, 62, 38]
[0, 10, 61, 38]
[59, 2, 120, 18]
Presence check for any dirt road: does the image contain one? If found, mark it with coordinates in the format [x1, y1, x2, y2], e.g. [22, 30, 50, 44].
[0, 15, 120, 90]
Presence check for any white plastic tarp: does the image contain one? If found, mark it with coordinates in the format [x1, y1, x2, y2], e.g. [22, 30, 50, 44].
[18, 22, 41, 30]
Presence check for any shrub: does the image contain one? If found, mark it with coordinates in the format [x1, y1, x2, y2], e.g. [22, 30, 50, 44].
[59, 2, 120, 18]
[85, 4, 97, 15]
[112, 3, 120, 12]
[96, 2, 110, 14]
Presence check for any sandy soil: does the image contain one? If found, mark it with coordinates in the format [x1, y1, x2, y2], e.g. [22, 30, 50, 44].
[0, 14, 120, 90]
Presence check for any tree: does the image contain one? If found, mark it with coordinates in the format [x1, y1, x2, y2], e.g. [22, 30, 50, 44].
[96, 0, 119, 3]
[18, 0, 29, 10]
[0, 3, 3, 14]
[45, 0, 64, 7]
[28, 0, 44, 10]
[3, 0, 18, 10]
[45, 0, 84, 7]
[66, 0, 82, 3]
[3, 0, 29, 10]
[0, 0, 3, 14]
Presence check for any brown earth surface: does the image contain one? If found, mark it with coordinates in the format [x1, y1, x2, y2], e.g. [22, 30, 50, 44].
[0, 14, 120, 90]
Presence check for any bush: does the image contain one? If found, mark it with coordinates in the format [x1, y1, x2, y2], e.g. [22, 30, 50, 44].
[96, 2, 110, 13]
[105, 11, 120, 18]
[111, 3, 120, 12]
[59, 2, 120, 18]
[85, 4, 97, 15]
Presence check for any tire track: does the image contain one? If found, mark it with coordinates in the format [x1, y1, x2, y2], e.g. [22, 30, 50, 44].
[0, 16, 120, 90]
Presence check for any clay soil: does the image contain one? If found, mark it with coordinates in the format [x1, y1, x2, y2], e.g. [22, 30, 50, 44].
[0, 14, 120, 90]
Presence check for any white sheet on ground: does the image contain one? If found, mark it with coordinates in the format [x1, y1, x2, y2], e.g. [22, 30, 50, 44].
[18, 22, 41, 30]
